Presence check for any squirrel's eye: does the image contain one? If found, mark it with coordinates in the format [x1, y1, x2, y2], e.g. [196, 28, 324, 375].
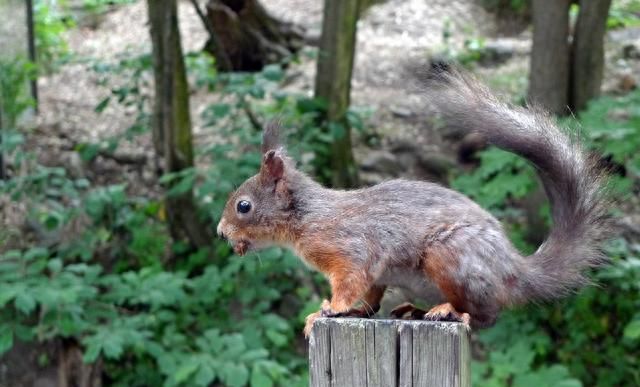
[237, 200, 252, 214]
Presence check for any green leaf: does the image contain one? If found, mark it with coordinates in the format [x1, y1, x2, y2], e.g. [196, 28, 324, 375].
[14, 293, 36, 315]
[221, 363, 249, 387]
[95, 96, 111, 113]
[83, 342, 101, 363]
[76, 143, 101, 162]
[194, 362, 216, 386]
[251, 366, 273, 387]
[24, 247, 49, 261]
[211, 103, 231, 118]
[47, 258, 63, 273]
[174, 362, 199, 384]
[0, 326, 14, 355]
[262, 64, 283, 81]
[265, 329, 288, 347]
[296, 97, 326, 114]
[102, 338, 124, 359]
[166, 173, 196, 197]
[623, 319, 640, 340]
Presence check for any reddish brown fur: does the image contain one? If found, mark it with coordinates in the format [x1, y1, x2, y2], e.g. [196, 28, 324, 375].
[423, 244, 466, 312]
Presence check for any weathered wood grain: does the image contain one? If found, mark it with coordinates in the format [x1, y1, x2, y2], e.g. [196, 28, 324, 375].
[309, 318, 470, 387]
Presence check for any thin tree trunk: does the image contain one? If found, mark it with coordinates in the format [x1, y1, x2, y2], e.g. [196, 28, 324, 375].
[528, 0, 572, 115]
[570, 0, 612, 111]
[314, 0, 359, 188]
[147, 0, 212, 248]
[147, 2, 165, 156]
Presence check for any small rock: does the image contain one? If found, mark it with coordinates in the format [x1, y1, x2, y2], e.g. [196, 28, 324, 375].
[389, 139, 420, 154]
[390, 105, 413, 118]
[304, 28, 321, 46]
[359, 171, 387, 186]
[623, 43, 640, 60]
[360, 150, 403, 175]
[417, 153, 456, 178]
[480, 41, 514, 65]
[608, 108, 631, 121]
[619, 73, 637, 92]
[64, 151, 85, 178]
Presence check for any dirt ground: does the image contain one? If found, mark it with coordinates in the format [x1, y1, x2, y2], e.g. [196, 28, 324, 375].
[31, 0, 640, 187]
[36, 0, 496, 159]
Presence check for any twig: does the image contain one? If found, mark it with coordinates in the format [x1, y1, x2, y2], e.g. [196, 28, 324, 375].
[242, 101, 263, 132]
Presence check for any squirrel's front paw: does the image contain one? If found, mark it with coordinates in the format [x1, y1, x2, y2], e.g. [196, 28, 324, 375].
[303, 311, 321, 338]
[303, 300, 331, 338]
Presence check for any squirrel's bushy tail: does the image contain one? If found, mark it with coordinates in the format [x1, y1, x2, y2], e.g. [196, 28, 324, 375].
[424, 70, 611, 302]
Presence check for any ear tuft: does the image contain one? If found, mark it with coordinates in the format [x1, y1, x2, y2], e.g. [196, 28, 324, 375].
[262, 120, 282, 154]
[261, 149, 284, 183]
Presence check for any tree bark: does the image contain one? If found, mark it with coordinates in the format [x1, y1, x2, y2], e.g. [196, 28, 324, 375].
[147, 0, 212, 248]
[147, 2, 165, 157]
[528, 0, 572, 115]
[570, 0, 612, 111]
[314, 0, 360, 188]
[203, 0, 304, 71]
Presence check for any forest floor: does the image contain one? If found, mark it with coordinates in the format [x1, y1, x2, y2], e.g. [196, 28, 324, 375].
[34, 0, 640, 189]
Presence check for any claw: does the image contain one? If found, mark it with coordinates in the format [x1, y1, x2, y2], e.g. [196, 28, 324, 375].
[423, 303, 471, 327]
[390, 302, 428, 319]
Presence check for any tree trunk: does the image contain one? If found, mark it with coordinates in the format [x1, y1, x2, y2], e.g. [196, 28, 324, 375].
[203, 0, 304, 72]
[147, 3, 165, 156]
[314, 0, 360, 188]
[528, 0, 571, 115]
[570, 0, 612, 111]
[147, 0, 212, 248]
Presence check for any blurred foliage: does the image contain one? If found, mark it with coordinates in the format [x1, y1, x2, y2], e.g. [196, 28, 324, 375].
[479, 0, 640, 31]
[34, 0, 75, 72]
[0, 58, 37, 129]
[437, 20, 489, 68]
[608, 0, 640, 29]
[453, 89, 640, 385]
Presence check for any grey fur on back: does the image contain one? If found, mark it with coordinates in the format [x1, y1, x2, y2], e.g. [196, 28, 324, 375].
[423, 70, 612, 302]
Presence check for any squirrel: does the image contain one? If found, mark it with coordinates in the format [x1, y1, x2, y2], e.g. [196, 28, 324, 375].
[216, 70, 611, 337]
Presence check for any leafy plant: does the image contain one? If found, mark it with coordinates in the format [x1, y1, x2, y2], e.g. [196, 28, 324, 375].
[0, 46, 351, 385]
[34, 0, 75, 72]
[607, 0, 640, 29]
[0, 57, 37, 130]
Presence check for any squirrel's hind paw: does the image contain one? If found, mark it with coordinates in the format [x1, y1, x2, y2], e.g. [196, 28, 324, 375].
[391, 302, 471, 328]
[389, 302, 428, 319]
[424, 303, 471, 327]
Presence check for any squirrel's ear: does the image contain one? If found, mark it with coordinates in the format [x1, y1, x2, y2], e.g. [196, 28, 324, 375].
[261, 149, 285, 183]
[262, 120, 283, 154]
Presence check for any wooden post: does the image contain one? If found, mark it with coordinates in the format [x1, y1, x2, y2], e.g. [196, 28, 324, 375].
[309, 318, 470, 387]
